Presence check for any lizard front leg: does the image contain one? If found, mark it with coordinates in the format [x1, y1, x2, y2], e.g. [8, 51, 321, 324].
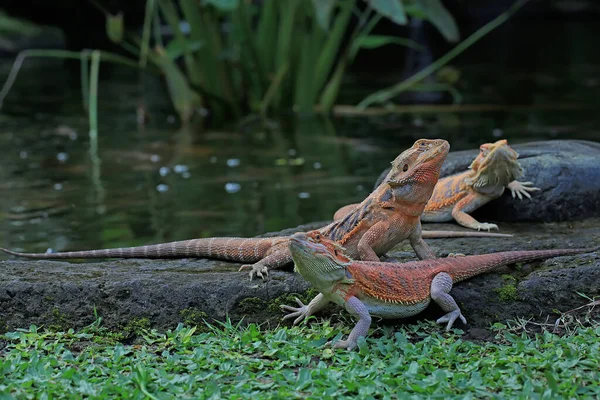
[329, 296, 371, 351]
[507, 180, 540, 200]
[280, 293, 329, 325]
[430, 272, 466, 331]
[451, 192, 497, 231]
[409, 221, 437, 260]
[356, 221, 391, 262]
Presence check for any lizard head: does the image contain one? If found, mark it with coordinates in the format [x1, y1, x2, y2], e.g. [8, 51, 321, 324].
[465, 139, 524, 188]
[383, 139, 450, 210]
[289, 231, 351, 288]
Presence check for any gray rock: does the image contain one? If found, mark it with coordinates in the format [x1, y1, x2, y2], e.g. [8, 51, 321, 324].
[1, 218, 599, 333]
[373, 140, 600, 222]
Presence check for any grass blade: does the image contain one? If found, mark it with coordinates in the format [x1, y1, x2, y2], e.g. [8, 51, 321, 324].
[256, 0, 277, 73]
[159, 0, 202, 85]
[310, 0, 354, 103]
[139, 0, 156, 68]
[80, 50, 90, 111]
[89, 50, 100, 143]
[151, 46, 200, 123]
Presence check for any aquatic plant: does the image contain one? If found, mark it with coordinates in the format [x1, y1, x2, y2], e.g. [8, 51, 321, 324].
[0, 0, 530, 127]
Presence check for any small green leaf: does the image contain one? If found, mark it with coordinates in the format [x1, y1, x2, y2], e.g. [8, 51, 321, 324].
[165, 39, 204, 60]
[203, 0, 239, 11]
[106, 12, 124, 44]
[354, 35, 425, 51]
[417, 0, 459, 42]
[367, 0, 407, 25]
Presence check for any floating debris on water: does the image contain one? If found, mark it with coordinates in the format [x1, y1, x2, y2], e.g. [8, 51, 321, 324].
[56, 152, 69, 163]
[227, 158, 240, 167]
[225, 182, 241, 193]
[159, 167, 170, 176]
[174, 165, 188, 173]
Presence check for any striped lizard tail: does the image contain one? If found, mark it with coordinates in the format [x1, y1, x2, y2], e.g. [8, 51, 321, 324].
[446, 245, 600, 282]
[0, 237, 287, 262]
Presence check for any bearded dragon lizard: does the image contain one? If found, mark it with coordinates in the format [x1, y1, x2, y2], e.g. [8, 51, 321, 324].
[1, 139, 508, 280]
[282, 231, 599, 350]
[334, 139, 540, 231]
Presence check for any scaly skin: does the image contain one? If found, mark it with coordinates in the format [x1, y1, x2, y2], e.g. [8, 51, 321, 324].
[282, 231, 599, 350]
[334, 139, 540, 231]
[0, 139, 507, 280]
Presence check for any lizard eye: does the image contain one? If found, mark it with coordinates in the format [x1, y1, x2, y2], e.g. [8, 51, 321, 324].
[315, 233, 321, 240]
[402, 164, 409, 172]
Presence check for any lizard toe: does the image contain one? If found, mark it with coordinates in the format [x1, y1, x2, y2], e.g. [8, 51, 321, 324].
[332, 338, 356, 351]
[437, 310, 466, 331]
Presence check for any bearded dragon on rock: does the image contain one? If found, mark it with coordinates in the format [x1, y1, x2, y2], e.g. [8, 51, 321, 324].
[1, 139, 508, 280]
[282, 231, 599, 351]
[334, 139, 540, 231]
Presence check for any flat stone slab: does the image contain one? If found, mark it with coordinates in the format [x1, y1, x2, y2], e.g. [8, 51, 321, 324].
[373, 139, 600, 222]
[1, 219, 599, 333]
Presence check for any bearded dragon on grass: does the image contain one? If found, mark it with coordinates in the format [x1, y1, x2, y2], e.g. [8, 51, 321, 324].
[282, 231, 599, 350]
[1, 139, 508, 280]
[334, 139, 540, 231]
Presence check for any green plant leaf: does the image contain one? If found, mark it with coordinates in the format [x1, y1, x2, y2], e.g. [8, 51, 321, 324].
[417, 0, 459, 42]
[353, 35, 425, 52]
[165, 39, 204, 60]
[152, 46, 200, 123]
[311, 0, 336, 30]
[106, 12, 124, 44]
[366, 0, 407, 25]
[203, 0, 239, 11]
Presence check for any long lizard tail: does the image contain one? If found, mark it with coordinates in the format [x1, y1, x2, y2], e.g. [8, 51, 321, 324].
[0, 237, 286, 262]
[445, 245, 600, 282]
[421, 230, 512, 238]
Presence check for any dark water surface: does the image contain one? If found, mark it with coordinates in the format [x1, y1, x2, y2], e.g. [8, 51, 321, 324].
[1, 20, 599, 255]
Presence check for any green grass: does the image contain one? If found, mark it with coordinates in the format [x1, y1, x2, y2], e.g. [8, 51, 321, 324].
[1, 317, 599, 399]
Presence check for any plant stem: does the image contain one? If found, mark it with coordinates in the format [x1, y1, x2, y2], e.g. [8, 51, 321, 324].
[356, 0, 530, 109]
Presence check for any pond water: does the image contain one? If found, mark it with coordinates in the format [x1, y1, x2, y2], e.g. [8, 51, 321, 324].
[1, 19, 599, 256]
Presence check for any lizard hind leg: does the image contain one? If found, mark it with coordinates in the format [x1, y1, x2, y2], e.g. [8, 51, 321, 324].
[430, 272, 467, 331]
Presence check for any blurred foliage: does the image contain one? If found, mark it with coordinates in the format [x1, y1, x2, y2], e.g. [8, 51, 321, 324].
[108, 0, 460, 123]
[0, 0, 531, 129]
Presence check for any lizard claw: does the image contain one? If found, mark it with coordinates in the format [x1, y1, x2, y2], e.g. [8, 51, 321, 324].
[280, 297, 309, 325]
[436, 310, 467, 331]
[508, 181, 540, 201]
[476, 223, 498, 231]
[326, 338, 356, 351]
[239, 263, 269, 280]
